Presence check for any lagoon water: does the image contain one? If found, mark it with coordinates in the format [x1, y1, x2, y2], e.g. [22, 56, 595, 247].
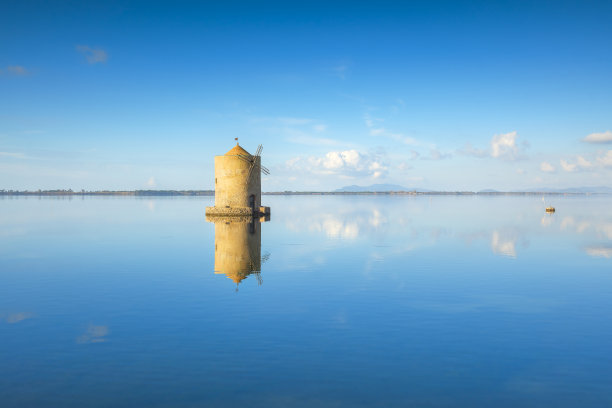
[1, 195, 611, 407]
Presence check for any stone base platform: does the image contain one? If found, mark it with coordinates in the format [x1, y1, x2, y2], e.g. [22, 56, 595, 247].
[205, 214, 270, 223]
[205, 206, 271, 220]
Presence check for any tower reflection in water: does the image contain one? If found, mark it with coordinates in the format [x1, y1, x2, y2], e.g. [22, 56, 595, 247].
[206, 214, 270, 289]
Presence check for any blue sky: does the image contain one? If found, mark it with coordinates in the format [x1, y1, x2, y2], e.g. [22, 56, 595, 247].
[1, 0, 611, 191]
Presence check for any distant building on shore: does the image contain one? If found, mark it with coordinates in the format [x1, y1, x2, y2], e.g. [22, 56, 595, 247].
[205, 141, 270, 217]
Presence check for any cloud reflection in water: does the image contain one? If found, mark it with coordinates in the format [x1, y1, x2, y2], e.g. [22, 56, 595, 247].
[280, 196, 611, 261]
[76, 325, 110, 344]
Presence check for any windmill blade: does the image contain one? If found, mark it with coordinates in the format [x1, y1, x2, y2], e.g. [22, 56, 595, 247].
[246, 161, 255, 182]
[250, 162, 270, 176]
[240, 144, 265, 184]
[253, 162, 270, 174]
[237, 154, 253, 163]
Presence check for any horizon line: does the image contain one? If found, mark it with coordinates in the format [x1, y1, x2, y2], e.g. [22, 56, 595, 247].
[1, 189, 610, 196]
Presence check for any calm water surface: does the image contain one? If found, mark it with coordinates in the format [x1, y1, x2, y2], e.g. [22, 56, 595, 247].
[1, 195, 611, 407]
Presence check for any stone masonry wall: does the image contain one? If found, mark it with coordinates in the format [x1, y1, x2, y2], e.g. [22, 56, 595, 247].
[213, 155, 261, 209]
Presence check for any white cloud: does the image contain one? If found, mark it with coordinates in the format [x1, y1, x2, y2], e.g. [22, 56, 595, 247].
[540, 161, 555, 173]
[76, 45, 108, 64]
[320, 150, 359, 170]
[491, 131, 520, 160]
[427, 148, 452, 160]
[560, 159, 576, 172]
[559, 155, 596, 172]
[313, 124, 327, 133]
[402, 147, 450, 161]
[397, 162, 413, 171]
[583, 130, 612, 144]
[286, 149, 389, 179]
[577, 156, 593, 168]
[367, 160, 386, 178]
[147, 177, 156, 187]
[285, 157, 301, 167]
[596, 150, 612, 167]
[458, 131, 526, 160]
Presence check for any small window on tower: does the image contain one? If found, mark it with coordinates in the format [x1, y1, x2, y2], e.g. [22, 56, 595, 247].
[215, 178, 217, 184]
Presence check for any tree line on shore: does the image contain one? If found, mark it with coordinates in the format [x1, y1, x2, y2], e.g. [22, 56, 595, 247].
[0, 189, 589, 196]
[0, 189, 214, 196]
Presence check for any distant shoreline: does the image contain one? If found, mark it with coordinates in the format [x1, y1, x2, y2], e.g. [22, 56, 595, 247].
[0, 189, 609, 197]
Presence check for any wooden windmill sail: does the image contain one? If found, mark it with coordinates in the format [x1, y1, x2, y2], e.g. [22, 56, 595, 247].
[236, 144, 270, 184]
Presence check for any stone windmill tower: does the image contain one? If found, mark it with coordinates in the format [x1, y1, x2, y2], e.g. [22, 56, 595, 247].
[205, 140, 270, 217]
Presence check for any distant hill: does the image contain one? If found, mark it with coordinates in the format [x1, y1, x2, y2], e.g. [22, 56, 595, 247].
[335, 184, 432, 192]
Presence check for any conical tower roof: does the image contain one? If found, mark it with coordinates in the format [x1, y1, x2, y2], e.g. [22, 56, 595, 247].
[225, 143, 251, 157]
[227, 272, 247, 283]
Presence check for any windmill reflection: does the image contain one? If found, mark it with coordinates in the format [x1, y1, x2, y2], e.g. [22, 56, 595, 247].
[206, 215, 269, 289]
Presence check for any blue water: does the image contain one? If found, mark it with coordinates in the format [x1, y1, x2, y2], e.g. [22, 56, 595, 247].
[1, 195, 611, 407]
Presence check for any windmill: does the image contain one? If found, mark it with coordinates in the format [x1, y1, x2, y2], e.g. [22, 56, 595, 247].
[236, 144, 270, 184]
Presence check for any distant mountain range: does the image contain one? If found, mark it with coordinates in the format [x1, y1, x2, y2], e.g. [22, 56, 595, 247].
[335, 184, 432, 192]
